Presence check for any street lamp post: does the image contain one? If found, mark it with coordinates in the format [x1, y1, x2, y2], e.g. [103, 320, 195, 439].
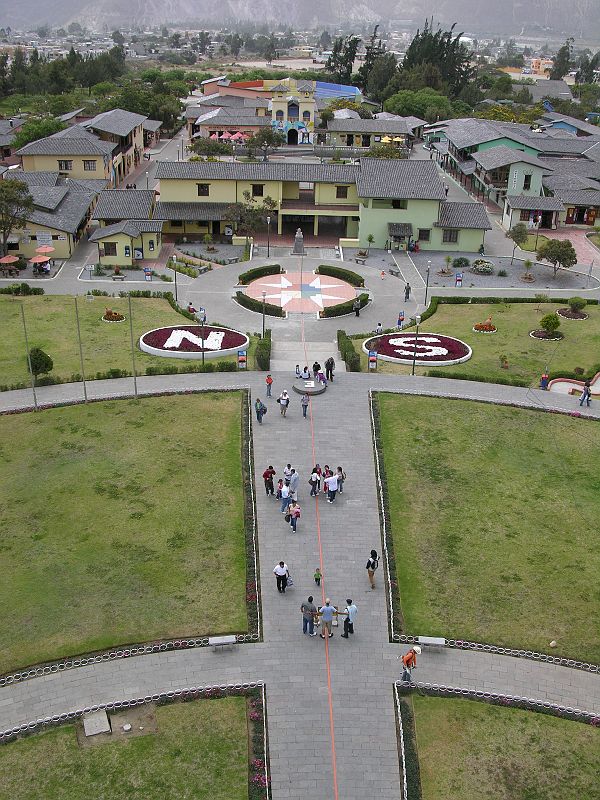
[534, 217, 541, 250]
[173, 259, 178, 303]
[266, 215, 271, 259]
[201, 309, 206, 368]
[425, 261, 431, 308]
[145, 171, 149, 190]
[262, 291, 266, 339]
[411, 314, 421, 377]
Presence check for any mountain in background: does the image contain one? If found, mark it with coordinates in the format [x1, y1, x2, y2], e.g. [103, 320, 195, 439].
[1, 0, 598, 38]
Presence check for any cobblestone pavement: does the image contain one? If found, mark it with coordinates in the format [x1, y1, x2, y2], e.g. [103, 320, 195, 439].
[0, 371, 599, 799]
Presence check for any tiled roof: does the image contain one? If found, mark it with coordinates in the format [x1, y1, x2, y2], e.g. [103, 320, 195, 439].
[296, 80, 314, 92]
[327, 118, 410, 135]
[532, 136, 600, 155]
[388, 222, 413, 236]
[356, 158, 445, 200]
[538, 156, 600, 181]
[58, 107, 86, 122]
[10, 170, 60, 186]
[542, 173, 600, 193]
[143, 119, 162, 132]
[85, 109, 147, 137]
[30, 186, 68, 211]
[90, 219, 163, 240]
[8, 170, 108, 194]
[538, 112, 600, 136]
[473, 145, 552, 171]
[196, 110, 271, 128]
[155, 160, 360, 184]
[505, 194, 564, 210]
[93, 189, 155, 221]
[443, 118, 509, 150]
[27, 187, 97, 234]
[457, 160, 477, 175]
[17, 131, 116, 157]
[527, 80, 573, 102]
[153, 201, 231, 221]
[554, 189, 600, 206]
[434, 201, 491, 229]
[0, 117, 25, 135]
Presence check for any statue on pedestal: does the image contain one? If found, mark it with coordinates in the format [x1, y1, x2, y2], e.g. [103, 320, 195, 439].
[292, 227, 305, 255]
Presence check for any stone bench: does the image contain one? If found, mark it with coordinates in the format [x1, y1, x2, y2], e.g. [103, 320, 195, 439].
[226, 257, 239, 264]
[417, 635, 446, 651]
[388, 267, 401, 278]
[354, 257, 367, 265]
[111, 274, 126, 281]
[208, 634, 237, 651]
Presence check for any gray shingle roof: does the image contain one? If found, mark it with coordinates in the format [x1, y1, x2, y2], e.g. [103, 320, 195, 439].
[58, 107, 86, 122]
[434, 202, 491, 229]
[554, 189, 600, 206]
[17, 132, 116, 157]
[143, 119, 162, 132]
[473, 145, 552, 171]
[30, 186, 68, 210]
[85, 109, 147, 137]
[90, 219, 163, 240]
[505, 194, 564, 210]
[153, 201, 231, 221]
[538, 156, 600, 182]
[538, 111, 600, 136]
[327, 118, 410, 135]
[527, 80, 573, 102]
[196, 111, 271, 128]
[0, 117, 25, 135]
[542, 172, 600, 193]
[356, 158, 445, 200]
[155, 160, 360, 185]
[388, 222, 413, 236]
[296, 80, 314, 92]
[93, 189, 155, 221]
[9, 170, 60, 186]
[533, 136, 600, 155]
[27, 188, 96, 234]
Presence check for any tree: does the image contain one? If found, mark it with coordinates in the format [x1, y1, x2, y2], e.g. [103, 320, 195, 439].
[365, 143, 408, 159]
[506, 223, 529, 264]
[550, 38, 573, 80]
[539, 313, 561, 336]
[401, 19, 475, 97]
[226, 190, 277, 244]
[190, 137, 233, 158]
[111, 30, 125, 46]
[576, 51, 599, 84]
[537, 238, 577, 278]
[366, 53, 398, 103]
[263, 34, 277, 64]
[356, 25, 385, 89]
[318, 109, 333, 129]
[246, 128, 285, 161]
[28, 348, 53, 382]
[0, 180, 33, 257]
[325, 98, 372, 118]
[384, 88, 451, 120]
[326, 35, 360, 84]
[522, 258, 534, 279]
[366, 233, 375, 254]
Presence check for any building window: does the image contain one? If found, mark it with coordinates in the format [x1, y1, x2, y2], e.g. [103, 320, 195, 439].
[392, 198, 408, 210]
[83, 160, 97, 171]
[103, 242, 117, 256]
[523, 173, 532, 190]
[303, 110, 311, 122]
[124, 245, 131, 257]
[149, 239, 155, 251]
[58, 160, 73, 171]
[520, 209, 530, 221]
[442, 229, 459, 243]
[252, 184, 264, 197]
[336, 185, 348, 199]
[275, 110, 284, 121]
[418, 229, 430, 242]
[197, 183, 210, 196]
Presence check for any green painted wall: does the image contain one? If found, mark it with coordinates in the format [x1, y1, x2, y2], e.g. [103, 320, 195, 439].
[357, 198, 440, 247]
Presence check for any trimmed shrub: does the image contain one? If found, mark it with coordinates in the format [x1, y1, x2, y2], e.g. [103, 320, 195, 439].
[321, 292, 369, 318]
[216, 360, 237, 371]
[452, 256, 470, 271]
[337, 329, 362, 371]
[426, 368, 530, 387]
[255, 329, 272, 371]
[238, 264, 281, 285]
[235, 291, 284, 317]
[568, 297, 587, 312]
[315, 264, 365, 287]
[28, 347, 53, 380]
[0, 282, 44, 296]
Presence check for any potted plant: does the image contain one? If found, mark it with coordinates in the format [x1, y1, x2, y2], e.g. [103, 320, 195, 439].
[441, 254, 453, 274]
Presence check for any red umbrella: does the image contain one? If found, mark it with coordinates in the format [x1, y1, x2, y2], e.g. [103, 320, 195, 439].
[0, 255, 19, 264]
[220, 131, 232, 140]
[35, 245, 55, 255]
[29, 255, 50, 263]
[209, 133, 219, 140]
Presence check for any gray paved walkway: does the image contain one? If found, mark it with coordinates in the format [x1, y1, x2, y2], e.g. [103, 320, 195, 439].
[1, 371, 599, 799]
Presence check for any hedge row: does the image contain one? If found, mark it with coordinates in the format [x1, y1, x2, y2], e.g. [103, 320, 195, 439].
[0, 283, 44, 296]
[337, 329, 361, 371]
[255, 329, 272, 371]
[235, 291, 284, 317]
[238, 264, 281, 285]
[426, 368, 531, 388]
[316, 264, 365, 287]
[321, 292, 369, 319]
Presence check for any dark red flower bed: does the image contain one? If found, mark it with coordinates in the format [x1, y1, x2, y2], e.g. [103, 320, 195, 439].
[365, 332, 472, 365]
[141, 325, 247, 353]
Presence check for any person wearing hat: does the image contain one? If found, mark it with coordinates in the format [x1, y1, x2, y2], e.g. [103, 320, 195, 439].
[400, 646, 421, 682]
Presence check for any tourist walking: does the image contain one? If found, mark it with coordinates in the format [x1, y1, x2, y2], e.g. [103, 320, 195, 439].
[404, 283, 411, 301]
[353, 298, 361, 317]
[326, 471, 338, 503]
[318, 599, 336, 638]
[580, 380, 592, 407]
[340, 599, 358, 638]
[254, 398, 267, 424]
[400, 645, 421, 682]
[366, 549, 379, 589]
[336, 466, 346, 494]
[312, 361, 321, 379]
[313, 567, 322, 586]
[263, 465, 276, 496]
[278, 390, 290, 416]
[289, 468, 300, 498]
[265, 374, 273, 397]
[273, 561, 290, 593]
[301, 596, 318, 635]
[280, 481, 292, 513]
[301, 393, 310, 418]
[325, 357, 335, 382]
[288, 499, 301, 533]
[309, 467, 320, 497]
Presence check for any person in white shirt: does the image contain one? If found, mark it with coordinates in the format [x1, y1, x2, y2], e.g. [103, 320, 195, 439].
[273, 561, 289, 593]
[280, 482, 291, 513]
[326, 472, 338, 503]
[340, 599, 358, 638]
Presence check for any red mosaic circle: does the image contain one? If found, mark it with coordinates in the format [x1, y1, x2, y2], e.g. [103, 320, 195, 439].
[140, 325, 249, 359]
[363, 332, 472, 366]
[245, 271, 355, 313]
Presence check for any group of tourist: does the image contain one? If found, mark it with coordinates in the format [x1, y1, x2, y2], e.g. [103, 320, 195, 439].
[308, 464, 346, 503]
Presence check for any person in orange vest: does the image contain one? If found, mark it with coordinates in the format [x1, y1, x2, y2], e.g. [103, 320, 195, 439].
[400, 645, 421, 682]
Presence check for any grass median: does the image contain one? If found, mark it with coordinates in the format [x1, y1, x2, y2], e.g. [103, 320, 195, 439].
[0, 393, 247, 673]
[378, 394, 600, 661]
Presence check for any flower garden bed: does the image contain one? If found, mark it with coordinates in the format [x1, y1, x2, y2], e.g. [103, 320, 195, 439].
[102, 309, 126, 323]
[140, 325, 249, 359]
[363, 332, 472, 366]
[529, 330, 564, 340]
[557, 308, 588, 320]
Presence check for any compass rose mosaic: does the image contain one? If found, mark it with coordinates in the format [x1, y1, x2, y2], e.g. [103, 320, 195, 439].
[244, 271, 356, 313]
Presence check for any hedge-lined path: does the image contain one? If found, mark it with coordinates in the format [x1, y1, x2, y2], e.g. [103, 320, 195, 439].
[1, 373, 600, 800]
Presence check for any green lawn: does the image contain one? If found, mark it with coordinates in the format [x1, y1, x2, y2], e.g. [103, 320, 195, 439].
[356, 302, 600, 384]
[0, 295, 259, 388]
[0, 393, 247, 672]
[413, 695, 600, 800]
[589, 233, 600, 250]
[0, 699, 248, 800]
[519, 232, 550, 252]
[378, 395, 600, 661]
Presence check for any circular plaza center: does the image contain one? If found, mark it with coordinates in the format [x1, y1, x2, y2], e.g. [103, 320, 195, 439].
[244, 271, 356, 313]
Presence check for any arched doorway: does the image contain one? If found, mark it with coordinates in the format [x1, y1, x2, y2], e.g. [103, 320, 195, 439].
[288, 128, 298, 145]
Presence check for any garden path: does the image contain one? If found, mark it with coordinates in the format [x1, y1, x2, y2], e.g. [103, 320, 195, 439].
[0, 372, 599, 800]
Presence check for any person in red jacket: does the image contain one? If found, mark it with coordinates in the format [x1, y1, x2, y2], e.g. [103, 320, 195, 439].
[401, 646, 421, 682]
[263, 465, 276, 496]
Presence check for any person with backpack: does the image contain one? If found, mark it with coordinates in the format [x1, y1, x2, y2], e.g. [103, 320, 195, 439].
[400, 645, 421, 682]
[288, 499, 301, 533]
[309, 468, 320, 497]
[366, 549, 379, 589]
[254, 398, 267, 424]
[263, 465, 276, 496]
[312, 361, 321, 379]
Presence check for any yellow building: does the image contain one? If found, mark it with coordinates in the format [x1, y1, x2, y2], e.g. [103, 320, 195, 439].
[270, 81, 316, 144]
[85, 109, 147, 183]
[17, 127, 116, 183]
[89, 220, 163, 266]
